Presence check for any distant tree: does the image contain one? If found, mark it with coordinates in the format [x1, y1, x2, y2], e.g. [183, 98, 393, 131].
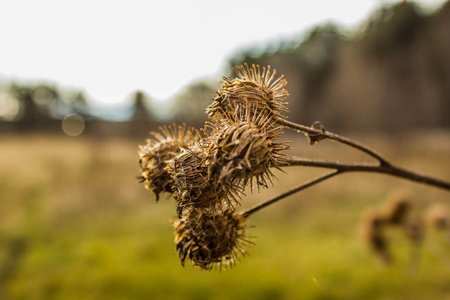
[33, 84, 60, 118]
[10, 84, 41, 125]
[362, 2, 425, 56]
[9, 83, 63, 125]
[171, 81, 218, 127]
[131, 90, 151, 121]
[226, 23, 341, 125]
[71, 92, 89, 116]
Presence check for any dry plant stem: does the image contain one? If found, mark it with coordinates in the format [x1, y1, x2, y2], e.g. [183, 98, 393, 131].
[240, 170, 340, 218]
[278, 119, 388, 164]
[286, 157, 450, 190]
[278, 119, 450, 190]
[240, 120, 449, 219]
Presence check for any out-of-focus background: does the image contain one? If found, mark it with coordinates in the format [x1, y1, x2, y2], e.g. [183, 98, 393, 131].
[1, 0, 450, 299]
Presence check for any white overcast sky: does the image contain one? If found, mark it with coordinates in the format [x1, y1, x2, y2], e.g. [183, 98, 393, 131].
[0, 0, 446, 106]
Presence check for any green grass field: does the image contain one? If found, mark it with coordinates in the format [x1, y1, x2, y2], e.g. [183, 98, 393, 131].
[1, 132, 449, 300]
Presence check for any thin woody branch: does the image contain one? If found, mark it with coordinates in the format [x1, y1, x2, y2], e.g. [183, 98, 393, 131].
[277, 118, 450, 190]
[240, 170, 340, 218]
[285, 157, 450, 190]
[242, 155, 450, 219]
[278, 118, 389, 165]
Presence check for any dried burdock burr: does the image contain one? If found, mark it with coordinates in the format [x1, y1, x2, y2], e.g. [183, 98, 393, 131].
[207, 63, 289, 121]
[171, 207, 251, 270]
[361, 193, 425, 264]
[138, 124, 199, 201]
[165, 144, 242, 217]
[360, 211, 391, 264]
[381, 193, 411, 225]
[206, 103, 290, 190]
[382, 194, 424, 244]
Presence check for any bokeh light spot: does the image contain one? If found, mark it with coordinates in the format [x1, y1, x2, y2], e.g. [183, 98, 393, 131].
[0, 93, 20, 121]
[62, 114, 85, 136]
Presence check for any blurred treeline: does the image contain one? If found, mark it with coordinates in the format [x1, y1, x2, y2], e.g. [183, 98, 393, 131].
[1, 1, 449, 136]
[0, 83, 161, 136]
[227, 1, 450, 133]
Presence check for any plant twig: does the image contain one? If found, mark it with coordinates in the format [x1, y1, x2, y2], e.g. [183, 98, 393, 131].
[240, 170, 340, 218]
[277, 119, 450, 190]
[278, 119, 389, 165]
[285, 157, 450, 190]
[240, 118, 450, 218]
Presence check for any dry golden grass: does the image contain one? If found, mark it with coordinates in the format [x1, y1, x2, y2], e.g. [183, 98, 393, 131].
[0, 131, 449, 299]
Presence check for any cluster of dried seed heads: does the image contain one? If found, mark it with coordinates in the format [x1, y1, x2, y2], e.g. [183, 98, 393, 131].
[360, 194, 424, 264]
[138, 64, 290, 269]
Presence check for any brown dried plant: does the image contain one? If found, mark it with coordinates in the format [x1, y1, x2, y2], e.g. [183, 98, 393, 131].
[165, 143, 241, 217]
[206, 103, 289, 190]
[360, 211, 391, 263]
[138, 124, 199, 201]
[360, 193, 424, 264]
[207, 64, 289, 121]
[138, 63, 450, 270]
[171, 207, 251, 270]
[379, 193, 412, 225]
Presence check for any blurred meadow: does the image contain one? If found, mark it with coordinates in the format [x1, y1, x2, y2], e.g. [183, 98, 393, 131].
[1, 1, 450, 299]
[0, 130, 449, 300]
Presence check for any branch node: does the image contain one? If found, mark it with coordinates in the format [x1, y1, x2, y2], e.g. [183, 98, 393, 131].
[306, 121, 327, 145]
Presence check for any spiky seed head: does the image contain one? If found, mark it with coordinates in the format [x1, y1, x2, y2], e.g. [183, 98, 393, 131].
[360, 211, 391, 264]
[138, 124, 199, 201]
[207, 64, 289, 121]
[381, 194, 411, 225]
[165, 144, 242, 217]
[206, 103, 290, 189]
[171, 208, 250, 270]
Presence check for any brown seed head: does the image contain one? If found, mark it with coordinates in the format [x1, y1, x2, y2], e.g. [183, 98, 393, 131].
[165, 144, 241, 217]
[138, 124, 199, 201]
[360, 211, 391, 264]
[171, 208, 250, 270]
[207, 64, 289, 121]
[206, 103, 290, 189]
[381, 194, 411, 225]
